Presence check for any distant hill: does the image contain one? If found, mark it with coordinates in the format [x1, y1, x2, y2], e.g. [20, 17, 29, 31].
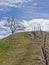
[0, 32, 49, 65]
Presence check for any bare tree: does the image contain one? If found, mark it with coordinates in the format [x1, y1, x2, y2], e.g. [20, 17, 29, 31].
[36, 23, 48, 65]
[37, 24, 43, 39]
[37, 24, 41, 31]
[7, 17, 25, 34]
[32, 25, 36, 39]
[7, 17, 17, 34]
[42, 33, 48, 65]
[32, 24, 41, 39]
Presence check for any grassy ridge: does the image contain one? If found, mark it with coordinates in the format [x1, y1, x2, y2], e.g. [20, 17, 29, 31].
[0, 32, 49, 65]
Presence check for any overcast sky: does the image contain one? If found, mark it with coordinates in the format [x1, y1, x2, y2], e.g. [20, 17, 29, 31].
[0, 0, 49, 39]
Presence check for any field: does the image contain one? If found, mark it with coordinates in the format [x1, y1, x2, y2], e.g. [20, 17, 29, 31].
[0, 32, 49, 65]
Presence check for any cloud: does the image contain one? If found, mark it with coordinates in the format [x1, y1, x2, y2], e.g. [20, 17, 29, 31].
[0, 18, 49, 39]
[0, 0, 32, 11]
[0, 0, 48, 20]
[22, 19, 49, 31]
[0, 19, 11, 39]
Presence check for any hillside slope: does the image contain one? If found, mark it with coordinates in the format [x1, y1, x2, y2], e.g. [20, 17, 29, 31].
[0, 32, 49, 65]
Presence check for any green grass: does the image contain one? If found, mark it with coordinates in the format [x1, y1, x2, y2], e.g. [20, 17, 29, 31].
[0, 32, 49, 65]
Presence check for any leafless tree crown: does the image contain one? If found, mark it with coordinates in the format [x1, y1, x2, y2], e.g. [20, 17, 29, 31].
[7, 17, 25, 34]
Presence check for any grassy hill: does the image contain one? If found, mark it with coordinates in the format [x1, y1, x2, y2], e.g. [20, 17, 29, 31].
[0, 32, 49, 65]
